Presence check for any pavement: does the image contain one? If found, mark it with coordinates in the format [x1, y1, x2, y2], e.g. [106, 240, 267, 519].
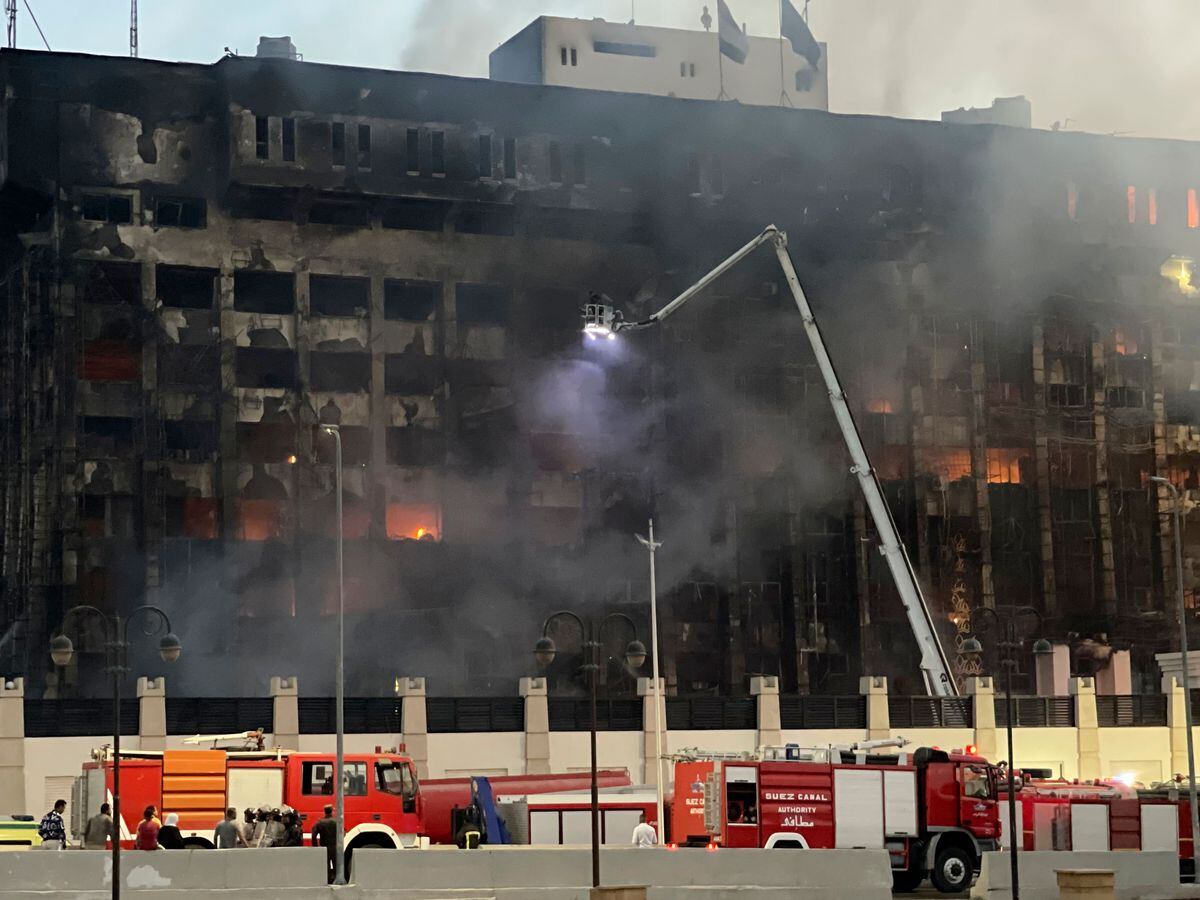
[895, 888, 968, 899]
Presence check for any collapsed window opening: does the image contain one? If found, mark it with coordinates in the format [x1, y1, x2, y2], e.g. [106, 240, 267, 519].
[386, 503, 441, 541]
[164, 496, 219, 539]
[357, 124, 372, 169]
[228, 186, 295, 222]
[308, 201, 370, 227]
[160, 345, 218, 388]
[312, 424, 371, 465]
[234, 270, 295, 314]
[80, 416, 135, 456]
[384, 353, 441, 394]
[456, 203, 515, 236]
[986, 448, 1031, 485]
[154, 196, 206, 228]
[384, 279, 440, 322]
[331, 122, 346, 166]
[385, 426, 445, 466]
[234, 347, 297, 388]
[406, 127, 420, 173]
[80, 495, 136, 540]
[163, 419, 218, 457]
[81, 261, 142, 305]
[309, 352, 370, 392]
[236, 422, 297, 463]
[457, 406, 516, 469]
[80, 193, 133, 225]
[593, 40, 655, 57]
[456, 283, 511, 326]
[381, 197, 449, 232]
[503, 138, 517, 179]
[549, 141, 562, 184]
[431, 131, 446, 176]
[235, 497, 287, 542]
[1106, 386, 1145, 408]
[478, 134, 492, 178]
[282, 117, 296, 162]
[255, 115, 269, 160]
[310, 274, 369, 317]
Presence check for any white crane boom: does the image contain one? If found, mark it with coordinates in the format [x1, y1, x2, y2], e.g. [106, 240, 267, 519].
[621, 225, 957, 697]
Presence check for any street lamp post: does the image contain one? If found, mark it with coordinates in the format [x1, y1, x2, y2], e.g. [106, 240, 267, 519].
[963, 606, 1049, 900]
[1150, 475, 1200, 882]
[534, 611, 646, 888]
[636, 519, 666, 841]
[50, 606, 181, 900]
[322, 423, 347, 885]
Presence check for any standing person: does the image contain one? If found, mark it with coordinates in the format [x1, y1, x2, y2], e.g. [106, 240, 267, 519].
[279, 807, 303, 847]
[214, 808, 247, 849]
[311, 805, 338, 884]
[631, 812, 657, 848]
[157, 813, 185, 849]
[240, 808, 256, 847]
[37, 799, 68, 850]
[83, 803, 115, 849]
[135, 806, 161, 851]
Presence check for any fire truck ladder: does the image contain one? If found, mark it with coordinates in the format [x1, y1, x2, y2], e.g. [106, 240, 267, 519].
[612, 226, 958, 697]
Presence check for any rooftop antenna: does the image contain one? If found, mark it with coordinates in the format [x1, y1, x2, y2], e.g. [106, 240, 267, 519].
[129, 0, 137, 57]
[5, 0, 15, 49]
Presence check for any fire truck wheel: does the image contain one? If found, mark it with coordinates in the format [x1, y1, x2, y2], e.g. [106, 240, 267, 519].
[929, 844, 973, 894]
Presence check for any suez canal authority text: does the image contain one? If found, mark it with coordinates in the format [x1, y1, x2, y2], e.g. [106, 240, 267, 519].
[763, 790, 830, 826]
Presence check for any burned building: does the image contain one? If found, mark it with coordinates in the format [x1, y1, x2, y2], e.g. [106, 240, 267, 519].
[0, 47, 1198, 699]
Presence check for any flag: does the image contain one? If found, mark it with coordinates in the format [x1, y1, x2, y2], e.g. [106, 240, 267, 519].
[717, 0, 749, 64]
[782, 0, 821, 69]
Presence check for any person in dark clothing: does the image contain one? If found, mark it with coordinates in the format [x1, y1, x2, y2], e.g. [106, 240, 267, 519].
[279, 807, 303, 847]
[311, 805, 337, 884]
[157, 813, 185, 849]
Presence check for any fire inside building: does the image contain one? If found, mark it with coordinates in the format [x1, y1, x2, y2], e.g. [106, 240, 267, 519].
[0, 41, 1198, 701]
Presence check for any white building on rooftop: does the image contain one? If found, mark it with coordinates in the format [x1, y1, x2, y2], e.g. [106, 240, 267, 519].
[489, 15, 828, 111]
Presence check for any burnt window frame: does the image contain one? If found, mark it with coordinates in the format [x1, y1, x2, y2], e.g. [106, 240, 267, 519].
[406, 128, 421, 174]
[455, 282, 511, 326]
[431, 131, 446, 177]
[310, 273, 370, 317]
[384, 279, 441, 322]
[331, 122, 346, 167]
[233, 270, 296, 315]
[357, 124, 372, 170]
[154, 196, 207, 229]
[282, 117, 296, 162]
[503, 138, 517, 180]
[478, 133, 492, 180]
[549, 141, 562, 184]
[80, 192, 134, 225]
[156, 264, 217, 310]
[255, 115, 270, 160]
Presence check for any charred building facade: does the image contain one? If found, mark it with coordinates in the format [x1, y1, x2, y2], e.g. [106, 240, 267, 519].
[1, 49, 1199, 699]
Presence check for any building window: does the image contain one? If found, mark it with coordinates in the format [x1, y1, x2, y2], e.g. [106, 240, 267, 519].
[154, 196, 206, 228]
[282, 117, 296, 162]
[572, 143, 586, 186]
[431, 131, 445, 176]
[570, 47, 578, 66]
[384, 279, 440, 321]
[255, 115, 269, 159]
[234, 270, 295, 314]
[549, 141, 562, 184]
[478, 134, 492, 179]
[331, 122, 346, 166]
[406, 128, 420, 174]
[456, 282, 511, 325]
[1067, 182, 1078, 220]
[593, 41, 655, 57]
[1127, 185, 1136, 224]
[503, 138, 517, 180]
[80, 193, 133, 224]
[690, 63, 696, 77]
[560, 46, 568, 66]
[1189, 188, 1199, 229]
[357, 124, 371, 169]
[310, 274, 369, 317]
[1148, 188, 1157, 225]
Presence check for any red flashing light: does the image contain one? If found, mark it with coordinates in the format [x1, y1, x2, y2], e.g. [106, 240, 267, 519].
[966, 744, 977, 755]
[667, 843, 678, 852]
[705, 842, 718, 853]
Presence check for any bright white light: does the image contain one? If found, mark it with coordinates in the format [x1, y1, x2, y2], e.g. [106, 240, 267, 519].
[585, 331, 597, 341]
[1114, 771, 1137, 787]
[605, 331, 616, 340]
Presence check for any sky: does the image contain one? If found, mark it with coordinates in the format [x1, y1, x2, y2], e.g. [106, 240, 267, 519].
[9, 0, 1200, 141]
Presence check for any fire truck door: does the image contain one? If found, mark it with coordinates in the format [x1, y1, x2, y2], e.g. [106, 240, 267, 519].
[834, 769, 884, 849]
[1070, 803, 1109, 851]
[1141, 804, 1179, 852]
[723, 766, 760, 848]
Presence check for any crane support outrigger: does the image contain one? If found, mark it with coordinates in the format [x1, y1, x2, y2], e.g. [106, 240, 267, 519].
[596, 225, 957, 697]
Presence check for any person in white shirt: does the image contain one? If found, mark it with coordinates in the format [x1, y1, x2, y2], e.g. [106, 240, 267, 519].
[631, 813, 657, 848]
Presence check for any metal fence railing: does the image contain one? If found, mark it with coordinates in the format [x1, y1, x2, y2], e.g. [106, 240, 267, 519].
[298, 698, 403, 734]
[779, 695, 867, 730]
[888, 697, 973, 729]
[165, 698, 274, 736]
[24, 699, 140, 737]
[1095, 694, 1167, 727]
[548, 698, 642, 731]
[994, 696, 1076, 728]
[425, 697, 524, 733]
[666, 697, 757, 730]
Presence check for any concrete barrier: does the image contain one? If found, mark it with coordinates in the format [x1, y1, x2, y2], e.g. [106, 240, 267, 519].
[971, 851, 1179, 900]
[353, 846, 894, 899]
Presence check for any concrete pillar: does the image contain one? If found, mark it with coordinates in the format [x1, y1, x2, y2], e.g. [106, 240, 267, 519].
[397, 677, 428, 779]
[1036, 643, 1071, 696]
[638, 677, 668, 787]
[965, 675, 998, 762]
[0, 677, 26, 814]
[860, 675, 889, 740]
[270, 676, 299, 749]
[520, 677, 550, 775]
[137, 677, 166, 751]
[751, 676, 781, 749]
[1166, 676, 1189, 779]
[1071, 676, 1100, 780]
[1094, 649, 1132, 696]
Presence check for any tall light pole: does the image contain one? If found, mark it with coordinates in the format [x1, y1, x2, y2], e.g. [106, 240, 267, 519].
[323, 423, 347, 885]
[964, 607, 1049, 900]
[535, 612, 645, 887]
[1151, 475, 1200, 881]
[636, 519, 666, 840]
[50, 606, 181, 900]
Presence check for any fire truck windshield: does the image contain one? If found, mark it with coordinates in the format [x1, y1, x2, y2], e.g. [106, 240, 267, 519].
[962, 764, 993, 800]
[377, 762, 417, 801]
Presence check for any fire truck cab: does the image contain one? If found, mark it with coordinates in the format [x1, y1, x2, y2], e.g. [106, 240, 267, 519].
[703, 744, 1000, 894]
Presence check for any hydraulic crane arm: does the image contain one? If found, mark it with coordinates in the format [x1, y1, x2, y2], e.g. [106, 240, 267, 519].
[621, 225, 957, 697]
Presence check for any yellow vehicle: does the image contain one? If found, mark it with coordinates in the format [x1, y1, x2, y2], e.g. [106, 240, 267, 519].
[0, 815, 41, 850]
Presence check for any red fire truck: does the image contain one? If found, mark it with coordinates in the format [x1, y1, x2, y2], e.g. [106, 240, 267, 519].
[693, 742, 1001, 894]
[73, 738, 423, 851]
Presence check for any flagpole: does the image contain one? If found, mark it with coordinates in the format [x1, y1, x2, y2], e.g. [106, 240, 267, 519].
[778, 0, 792, 107]
[717, 31, 728, 100]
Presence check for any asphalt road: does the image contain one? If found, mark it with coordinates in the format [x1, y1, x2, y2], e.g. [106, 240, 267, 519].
[895, 887, 969, 899]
